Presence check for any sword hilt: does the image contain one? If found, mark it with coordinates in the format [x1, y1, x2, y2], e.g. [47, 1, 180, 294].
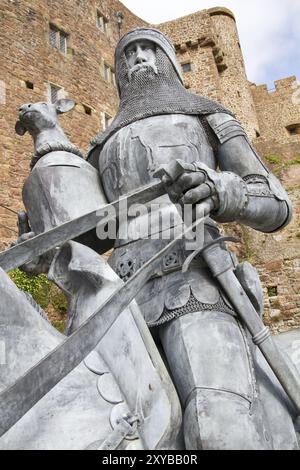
[182, 236, 240, 273]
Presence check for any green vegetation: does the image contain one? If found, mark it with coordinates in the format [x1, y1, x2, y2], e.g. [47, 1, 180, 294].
[267, 286, 278, 298]
[287, 156, 300, 166]
[286, 184, 300, 192]
[264, 154, 300, 177]
[239, 226, 255, 263]
[8, 269, 68, 331]
[9, 269, 51, 309]
[51, 320, 66, 333]
[51, 290, 68, 315]
[264, 154, 282, 165]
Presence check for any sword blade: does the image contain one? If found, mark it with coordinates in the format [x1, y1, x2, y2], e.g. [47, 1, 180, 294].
[0, 181, 165, 272]
[0, 215, 207, 437]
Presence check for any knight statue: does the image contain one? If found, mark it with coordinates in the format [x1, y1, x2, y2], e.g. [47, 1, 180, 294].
[0, 27, 300, 451]
[87, 28, 299, 450]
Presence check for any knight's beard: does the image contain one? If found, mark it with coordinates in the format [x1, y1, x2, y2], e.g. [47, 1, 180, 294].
[128, 63, 158, 82]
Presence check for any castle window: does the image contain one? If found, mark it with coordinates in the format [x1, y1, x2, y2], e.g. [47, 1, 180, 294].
[83, 104, 92, 116]
[103, 63, 115, 85]
[182, 62, 192, 73]
[103, 112, 113, 130]
[97, 12, 109, 35]
[49, 83, 62, 103]
[59, 32, 68, 54]
[49, 24, 69, 55]
[286, 124, 300, 136]
[25, 81, 34, 90]
[267, 286, 278, 298]
[255, 130, 261, 138]
[104, 63, 110, 82]
[49, 26, 57, 47]
[111, 70, 116, 86]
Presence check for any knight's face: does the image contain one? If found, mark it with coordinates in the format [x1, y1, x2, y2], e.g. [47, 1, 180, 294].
[125, 40, 157, 79]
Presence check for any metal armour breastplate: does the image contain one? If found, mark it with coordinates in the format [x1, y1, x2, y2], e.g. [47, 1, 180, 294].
[99, 114, 216, 202]
[100, 115, 228, 322]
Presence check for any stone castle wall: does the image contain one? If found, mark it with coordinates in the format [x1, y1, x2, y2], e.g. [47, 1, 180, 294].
[0, 1, 299, 332]
[251, 76, 300, 160]
[0, 0, 145, 246]
[157, 10, 221, 102]
[249, 74, 300, 333]
[208, 8, 260, 140]
[241, 185, 300, 334]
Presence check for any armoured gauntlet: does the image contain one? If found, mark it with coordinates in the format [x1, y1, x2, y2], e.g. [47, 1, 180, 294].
[157, 157, 291, 234]
[188, 162, 291, 233]
[204, 112, 293, 233]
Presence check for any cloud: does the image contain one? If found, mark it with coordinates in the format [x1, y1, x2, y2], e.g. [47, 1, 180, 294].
[121, 0, 300, 87]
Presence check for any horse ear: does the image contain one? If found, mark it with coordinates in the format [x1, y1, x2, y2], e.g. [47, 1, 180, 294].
[55, 99, 76, 114]
[15, 121, 27, 136]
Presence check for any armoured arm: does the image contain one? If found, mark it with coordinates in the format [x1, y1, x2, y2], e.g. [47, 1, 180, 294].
[205, 113, 292, 233]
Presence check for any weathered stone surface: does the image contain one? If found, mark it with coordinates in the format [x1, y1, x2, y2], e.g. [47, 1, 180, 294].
[0, 0, 147, 247]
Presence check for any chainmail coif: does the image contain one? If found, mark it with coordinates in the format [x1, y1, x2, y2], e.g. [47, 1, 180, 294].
[88, 28, 233, 165]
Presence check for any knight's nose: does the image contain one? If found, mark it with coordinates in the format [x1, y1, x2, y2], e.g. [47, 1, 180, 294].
[135, 51, 147, 65]
[19, 103, 32, 112]
[136, 56, 146, 65]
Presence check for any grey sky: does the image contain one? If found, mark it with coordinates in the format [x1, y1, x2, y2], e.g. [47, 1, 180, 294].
[121, 0, 300, 89]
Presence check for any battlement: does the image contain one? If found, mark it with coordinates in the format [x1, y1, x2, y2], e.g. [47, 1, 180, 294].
[251, 76, 298, 95]
[275, 76, 298, 90]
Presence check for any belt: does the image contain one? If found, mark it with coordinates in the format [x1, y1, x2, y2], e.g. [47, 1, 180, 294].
[111, 241, 206, 283]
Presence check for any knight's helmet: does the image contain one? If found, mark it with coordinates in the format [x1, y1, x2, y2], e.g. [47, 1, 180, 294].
[22, 150, 110, 253]
[115, 27, 183, 97]
[87, 26, 229, 168]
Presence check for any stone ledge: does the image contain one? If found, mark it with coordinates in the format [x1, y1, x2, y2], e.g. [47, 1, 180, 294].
[207, 7, 236, 21]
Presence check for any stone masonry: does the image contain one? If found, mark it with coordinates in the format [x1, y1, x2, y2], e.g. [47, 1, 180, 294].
[0, 1, 299, 332]
[0, 0, 147, 246]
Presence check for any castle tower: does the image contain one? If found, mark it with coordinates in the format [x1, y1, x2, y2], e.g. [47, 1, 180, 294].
[157, 9, 222, 103]
[207, 7, 260, 139]
[157, 7, 260, 140]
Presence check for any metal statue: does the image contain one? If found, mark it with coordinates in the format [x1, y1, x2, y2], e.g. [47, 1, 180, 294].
[0, 27, 300, 450]
[88, 28, 299, 450]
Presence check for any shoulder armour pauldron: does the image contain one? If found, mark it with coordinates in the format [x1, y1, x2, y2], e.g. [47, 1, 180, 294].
[206, 113, 247, 144]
